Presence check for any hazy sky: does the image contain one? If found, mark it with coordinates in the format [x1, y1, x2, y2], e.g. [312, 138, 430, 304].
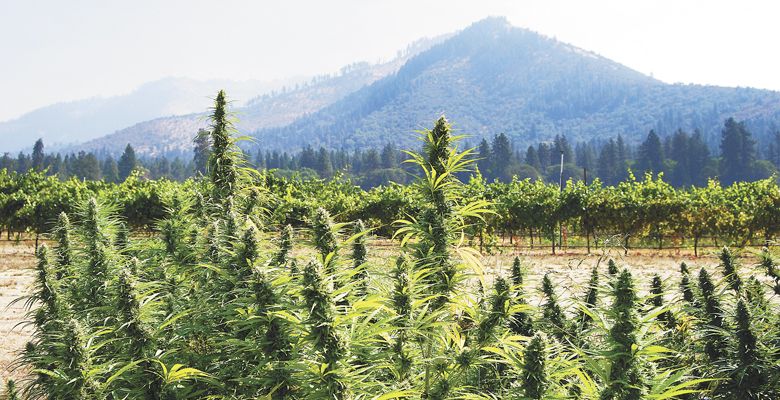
[1, 0, 779, 122]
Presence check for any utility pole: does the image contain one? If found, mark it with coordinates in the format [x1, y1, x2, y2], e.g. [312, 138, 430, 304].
[584, 167, 590, 254]
[558, 150, 564, 251]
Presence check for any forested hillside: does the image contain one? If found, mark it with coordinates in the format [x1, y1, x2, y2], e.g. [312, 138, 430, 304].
[0, 77, 290, 153]
[255, 17, 780, 152]
[69, 37, 446, 157]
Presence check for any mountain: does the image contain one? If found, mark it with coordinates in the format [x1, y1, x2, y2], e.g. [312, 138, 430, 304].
[36, 17, 780, 157]
[0, 77, 301, 153]
[69, 36, 447, 157]
[254, 17, 780, 152]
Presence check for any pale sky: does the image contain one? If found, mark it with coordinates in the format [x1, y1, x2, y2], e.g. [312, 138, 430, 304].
[1, 0, 779, 122]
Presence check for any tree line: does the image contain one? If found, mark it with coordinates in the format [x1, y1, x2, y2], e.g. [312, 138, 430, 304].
[5, 117, 779, 189]
[1, 141, 193, 182]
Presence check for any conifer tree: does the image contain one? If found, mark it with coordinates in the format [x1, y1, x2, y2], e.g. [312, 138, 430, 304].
[720, 118, 757, 184]
[118, 144, 137, 182]
[193, 128, 211, 176]
[32, 138, 45, 171]
[637, 130, 665, 174]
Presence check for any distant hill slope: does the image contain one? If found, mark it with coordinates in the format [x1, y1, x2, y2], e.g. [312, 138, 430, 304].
[254, 17, 780, 152]
[70, 36, 446, 157]
[41, 17, 780, 157]
[0, 77, 295, 153]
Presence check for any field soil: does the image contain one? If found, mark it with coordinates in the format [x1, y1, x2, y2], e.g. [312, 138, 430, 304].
[0, 238, 763, 384]
[1, 240, 35, 384]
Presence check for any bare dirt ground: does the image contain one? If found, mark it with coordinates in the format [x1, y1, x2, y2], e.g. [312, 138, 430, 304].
[1, 240, 35, 385]
[0, 237, 764, 386]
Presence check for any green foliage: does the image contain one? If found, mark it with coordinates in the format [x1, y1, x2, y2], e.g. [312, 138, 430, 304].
[209, 90, 240, 199]
[3, 379, 19, 400]
[540, 273, 567, 342]
[607, 259, 618, 275]
[719, 247, 743, 293]
[509, 257, 534, 336]
[679, 261, 695, 303]
[600, 269, 644, 400]
[521, 333, 549, 399]
[698, 268, 726, 362]
[10, 103, 780, 400]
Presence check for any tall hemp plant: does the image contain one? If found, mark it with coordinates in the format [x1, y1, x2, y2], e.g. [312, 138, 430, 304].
[393, 116, 491, 398]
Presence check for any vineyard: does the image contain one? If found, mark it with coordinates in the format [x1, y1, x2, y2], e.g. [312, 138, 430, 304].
[2, 151, 780, 256]
[3, 91, 780, 399]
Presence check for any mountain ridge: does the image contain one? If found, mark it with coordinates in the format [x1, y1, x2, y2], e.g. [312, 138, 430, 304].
[0, 76, 303, 153]
[61, 34, 448, 157]
[10, 17, 780, 157]
[252, 17, 780, 152]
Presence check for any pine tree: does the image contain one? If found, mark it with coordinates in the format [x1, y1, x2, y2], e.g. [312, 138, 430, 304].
[477, 139, 492, 178]
[79, 152, 102, 180]
[598, 139, 618, 185]
[637, 130, 665, 175]
[101, 157, 119, 183]
[380, 142, 398, 168]
[615, 134, 629, 182]
[193, 128, 211, 175]
[491, 133, 513, 181]
[689, 130, 711, 186]
[317, 147, 334, 178]
[525, 145, 541, 171]
[720, 117, 757, 184]
[15, 152, 30, 173]
[669, 129, 690, 186]
[32, 138, 45, 171]
[553, 134, 573, 164]
[118, 144, 137, 181]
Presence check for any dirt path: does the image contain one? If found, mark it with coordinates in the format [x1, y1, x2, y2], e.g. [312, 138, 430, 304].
[0, 240, 35, 385]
